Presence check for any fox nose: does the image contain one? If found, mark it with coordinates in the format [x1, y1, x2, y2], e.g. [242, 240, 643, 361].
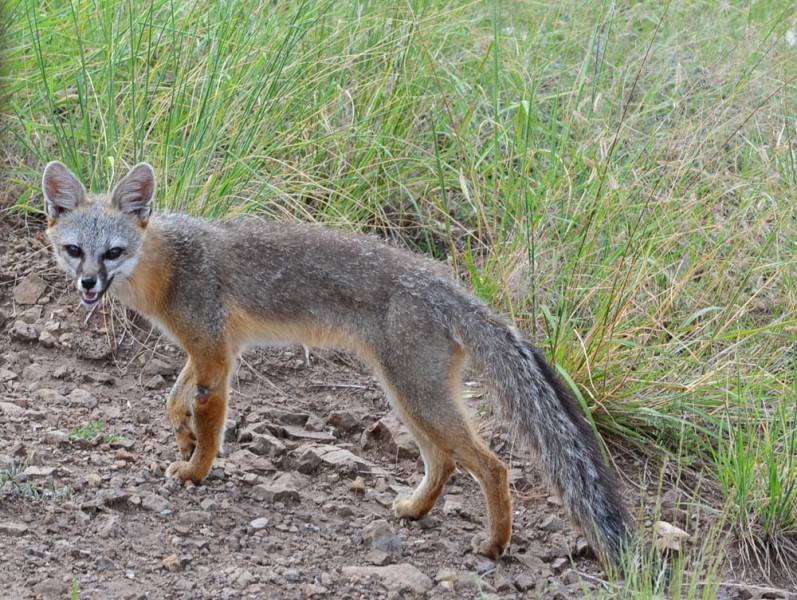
[81, 276, 97, 290]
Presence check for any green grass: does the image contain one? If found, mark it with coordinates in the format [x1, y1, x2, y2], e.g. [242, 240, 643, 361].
[67, 420, 123, 444]
[0, 455, 72, 502]
[2, 0, 797, 593]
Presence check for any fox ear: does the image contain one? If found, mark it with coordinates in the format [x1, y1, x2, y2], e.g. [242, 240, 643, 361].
[42, 161, 88, 220]
[110, 163, 156, 222]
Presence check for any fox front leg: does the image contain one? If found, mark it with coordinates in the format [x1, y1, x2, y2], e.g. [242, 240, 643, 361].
[166, 362, 197, 461]
[165, 351, 230, 482]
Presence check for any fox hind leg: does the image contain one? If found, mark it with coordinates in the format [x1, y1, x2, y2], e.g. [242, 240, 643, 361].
[392, 423, 456, 520]
[382, 345, 512, 560]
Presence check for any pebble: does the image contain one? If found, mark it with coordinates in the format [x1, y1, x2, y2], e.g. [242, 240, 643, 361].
[144, 375, 165, 390]
[0, 522, 29, 536]
[31, 577, 67, 599]
[9, 320, 40, 342]
[250, 517, 269, 530]
[360, 411, 419, 459]
[38, 330, 57, 348]
[252, 475, 301, 503]
[341, 564, 432, 594]
[140, 492, 171, 513]
[13, 274, 48, 305]
[44, 431, 69, 445]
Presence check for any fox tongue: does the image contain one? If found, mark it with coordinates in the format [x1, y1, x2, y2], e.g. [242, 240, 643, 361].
[83, 291, 98, 302]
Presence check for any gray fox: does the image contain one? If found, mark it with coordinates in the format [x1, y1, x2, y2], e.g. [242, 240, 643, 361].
[42, 160, 634, 566]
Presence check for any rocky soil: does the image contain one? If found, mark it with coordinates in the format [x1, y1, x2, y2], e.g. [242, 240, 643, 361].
[0, 218, 794, 599]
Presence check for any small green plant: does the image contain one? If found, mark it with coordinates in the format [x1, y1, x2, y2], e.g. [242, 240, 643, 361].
[68, 420, 124, 444]
[711, 376, 797, 580]
[0, 455, 72, 501]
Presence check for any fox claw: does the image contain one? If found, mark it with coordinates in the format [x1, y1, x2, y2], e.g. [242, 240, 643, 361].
[392, 496, 420, 519]
[470, 532, 506, 561]
[166, 460, 196, 482]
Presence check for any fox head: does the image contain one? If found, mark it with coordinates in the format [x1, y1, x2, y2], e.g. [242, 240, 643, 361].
[43, 161, 155, 307]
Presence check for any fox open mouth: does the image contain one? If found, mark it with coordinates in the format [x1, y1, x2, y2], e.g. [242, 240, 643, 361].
[80, 289, 104, 306]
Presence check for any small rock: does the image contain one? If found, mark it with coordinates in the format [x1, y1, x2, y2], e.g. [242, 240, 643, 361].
[540, 514, 564, 532]
[304, 413, 325, 432]
[22, 362, 48, 382]
[85, 371, 115, 385]
[550, 556, 568, 574]
[143, 375, 165, 390]
[228, 449, 275, 475]
[68, 388, 97, 409]
[162, 554, 183, 572]
[292, 444, 373, 476]
[74, 336, 112, 361]
[363, 519, 403, 556]
[0, 368, 18, 382]
[655, 520, 689, 552]
[341, 564, 432, 595]
[252, 473, 301, 503]
[0, 522, 28, 536]
[177, 510, 212, 525]
[492, 570, 513, 592]
[31, 577, 67, 599]
[327, 409, 361, 434]
[360, 411, 419, 459]
[514, 573, 535, 592]
[16, 465, 56, 480]
[97, 515, 120, 538]
[365, 549, 393, 566]
[44, 431, 69, 446]
[283, 568, 302, 583]
[84, 487, 128, 509]
[142, 358, 175, 376]
[19, 306, 43, 323]
[249, 517, 269, 530]
[247, 433, 286, 458]
[442, 496, 463, 515]
[38, 330, 57, 348]
[10, 320, 40, 342]
[282, 424, 335, 442]
[0, 402, 25, 417]
[140, 492, 171, 513]
[233, 569, 254, 588]
[349, 476, 366, 495]
[114, 449, 135, 462]
[13, 274, 48, 305]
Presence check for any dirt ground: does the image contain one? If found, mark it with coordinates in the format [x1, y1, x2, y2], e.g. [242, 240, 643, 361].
[0, 215, 794, 600]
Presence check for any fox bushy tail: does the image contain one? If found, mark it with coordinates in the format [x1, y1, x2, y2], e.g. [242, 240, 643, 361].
[449, 298, 634, 566]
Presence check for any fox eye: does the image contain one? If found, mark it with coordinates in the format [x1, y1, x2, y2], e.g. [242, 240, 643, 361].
[65, 245, 83, 258]
[103, 247, 124, 261]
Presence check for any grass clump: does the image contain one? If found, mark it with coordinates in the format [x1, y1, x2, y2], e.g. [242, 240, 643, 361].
[67, 420, 123, 444]
[0, 455, 72, 502]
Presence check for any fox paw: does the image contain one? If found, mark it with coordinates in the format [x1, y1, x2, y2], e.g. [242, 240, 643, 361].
[470, 532, 507, 561]
[392, 496, 421, 520]
[166, 460, 204, 483]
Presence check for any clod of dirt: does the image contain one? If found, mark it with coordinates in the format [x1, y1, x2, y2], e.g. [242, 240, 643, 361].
[73, 335, 112, 361]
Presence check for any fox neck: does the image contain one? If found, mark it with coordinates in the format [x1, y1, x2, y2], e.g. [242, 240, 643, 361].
[109, 221, 171, 318]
